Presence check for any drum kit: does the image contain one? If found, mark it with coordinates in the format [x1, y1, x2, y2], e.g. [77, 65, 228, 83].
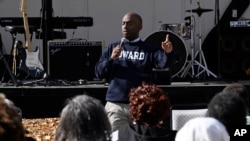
[145, 1, 217, 80]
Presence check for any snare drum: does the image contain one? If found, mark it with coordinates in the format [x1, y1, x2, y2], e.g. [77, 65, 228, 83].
[161, 23, 191, 39]
[144, 31, 188, 78]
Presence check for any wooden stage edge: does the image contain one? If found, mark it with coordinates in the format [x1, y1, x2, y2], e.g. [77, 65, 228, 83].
[1, 80, 250, 118]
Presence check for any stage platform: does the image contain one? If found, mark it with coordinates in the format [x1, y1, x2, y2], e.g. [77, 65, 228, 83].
[0, 79, 250, 118]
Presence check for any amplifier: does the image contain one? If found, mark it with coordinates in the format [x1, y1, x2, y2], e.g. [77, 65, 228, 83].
[47, 39, 103, 81]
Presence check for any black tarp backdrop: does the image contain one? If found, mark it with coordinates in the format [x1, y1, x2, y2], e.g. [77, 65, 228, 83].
[202, 0, 250, 80]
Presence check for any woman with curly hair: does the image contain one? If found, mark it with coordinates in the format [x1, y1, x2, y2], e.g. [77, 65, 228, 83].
[112, 82, 176, 141]
[0, 93, 25, 141]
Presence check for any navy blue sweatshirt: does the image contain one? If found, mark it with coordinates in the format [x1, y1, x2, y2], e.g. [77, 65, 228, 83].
[95, 39, 172, 103]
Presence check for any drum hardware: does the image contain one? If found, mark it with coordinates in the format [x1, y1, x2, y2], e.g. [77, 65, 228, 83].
[179, 0, 196, 78]
[185, 7, 213, 17]
[184, 16, 191, 26]
[161, 23, 191, 40]
[180, 1, 217, 79]
[185, 0, 214, 17]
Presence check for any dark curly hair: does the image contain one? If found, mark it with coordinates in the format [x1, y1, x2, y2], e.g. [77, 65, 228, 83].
[129, 82, 171, 127]
[0, 94, 25, 141]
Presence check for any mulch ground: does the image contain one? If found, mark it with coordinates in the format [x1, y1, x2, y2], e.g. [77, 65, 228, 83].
[22, 118, 60, 141]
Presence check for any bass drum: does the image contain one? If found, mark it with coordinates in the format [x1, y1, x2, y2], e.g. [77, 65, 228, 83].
[144, 31, 187, 78]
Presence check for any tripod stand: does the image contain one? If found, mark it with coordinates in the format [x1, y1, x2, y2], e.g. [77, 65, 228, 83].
[194, 13, 217, 79]
[180, 2, 217, 79]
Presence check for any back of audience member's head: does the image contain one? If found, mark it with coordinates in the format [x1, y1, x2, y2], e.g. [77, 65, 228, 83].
[54, 94, 112, 141]
[3, 96, 23, 120]
[206, 91, 247, 132]
[0, 93, 25, 141]
[129, 82, 171, 127]
[175, 117, 229, 141]
[222, 83, 249, 112]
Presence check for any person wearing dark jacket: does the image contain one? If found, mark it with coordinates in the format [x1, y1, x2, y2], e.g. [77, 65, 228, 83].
[222, 83, 249, 114]
[206, 91, 247, 133]
[95, 12, 174, 131]
[0, 93, 25, 141]
[111, 83, 176, 141]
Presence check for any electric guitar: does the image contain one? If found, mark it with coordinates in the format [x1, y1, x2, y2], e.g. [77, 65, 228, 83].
[20, 0, 44, 78]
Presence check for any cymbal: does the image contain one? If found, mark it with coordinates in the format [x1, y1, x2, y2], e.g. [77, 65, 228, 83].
[186, 7, 213, 17]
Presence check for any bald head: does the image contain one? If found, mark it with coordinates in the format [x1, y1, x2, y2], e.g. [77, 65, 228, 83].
[122, 12, 143, 40]
[124, 12, 142, 24]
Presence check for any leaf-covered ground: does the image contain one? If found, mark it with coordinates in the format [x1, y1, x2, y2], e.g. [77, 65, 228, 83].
[22, 118, 60, 141]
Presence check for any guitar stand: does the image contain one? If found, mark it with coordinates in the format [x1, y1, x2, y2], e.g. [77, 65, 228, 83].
[0, 34, 19, 86]
[21, 73, 48, 85]
[5, 26, 37, 74]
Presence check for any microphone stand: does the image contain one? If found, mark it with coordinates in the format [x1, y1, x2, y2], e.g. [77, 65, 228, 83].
[41, 0, 53, 72]
[215, 0, 222, 79]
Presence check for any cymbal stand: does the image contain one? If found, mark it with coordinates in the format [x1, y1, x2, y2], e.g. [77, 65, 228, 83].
[180, 0, 195, 78]
[193, 5, 217, 79]
[180, 21, 196, 78]
[180, 1, 217, 79]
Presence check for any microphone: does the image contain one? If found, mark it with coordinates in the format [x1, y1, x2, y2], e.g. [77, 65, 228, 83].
[114, 37, 127, 58]
[120, 37, 127, 47]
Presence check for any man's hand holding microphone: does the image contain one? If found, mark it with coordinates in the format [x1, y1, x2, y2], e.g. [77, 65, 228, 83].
[111, 37, 127, 59]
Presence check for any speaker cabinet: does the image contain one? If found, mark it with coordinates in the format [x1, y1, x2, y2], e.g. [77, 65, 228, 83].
[203, 27, 250, 80]
[220, 32, 250, 79]
[47, 40, 103, 81]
